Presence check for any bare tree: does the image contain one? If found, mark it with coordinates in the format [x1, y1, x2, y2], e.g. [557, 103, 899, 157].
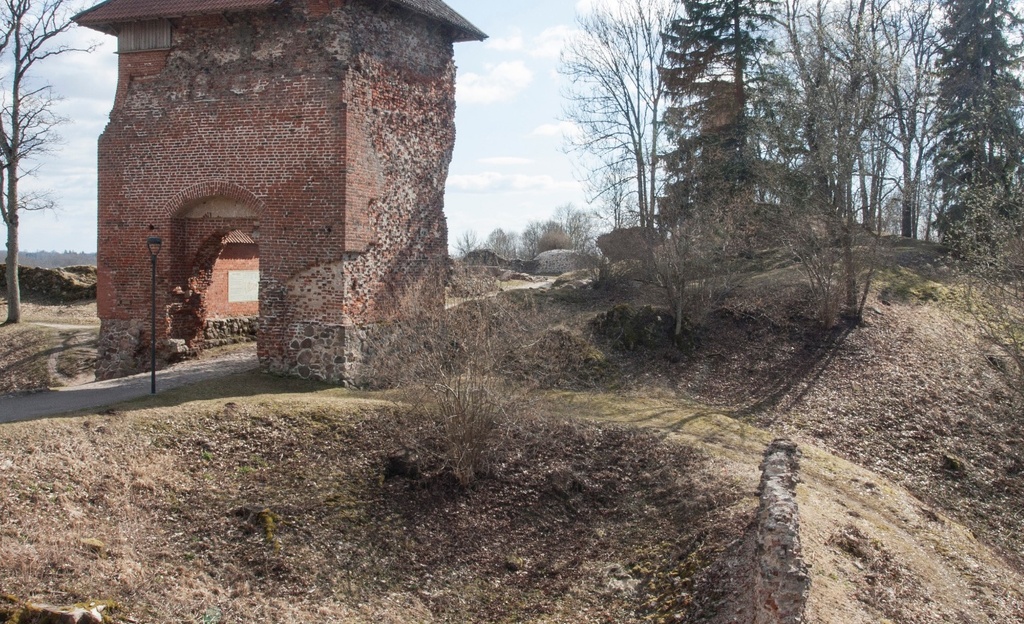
[519, 220, 548, 259]
[552, 203, 597, 253]
[592, 159, 640, 230]
[653, 202, 742, 344]
[765, 0, 888, 321]
[453, 229, 482, 258]
[560, 0, 677, 231]
[515, 205, 598, 259]
[880, 0, 940, 239]
[0, 0, 83, 324]
[483, 228, 521, 259]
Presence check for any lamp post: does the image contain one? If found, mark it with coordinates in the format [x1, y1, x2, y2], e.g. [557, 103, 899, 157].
[147, 236, 162, 394]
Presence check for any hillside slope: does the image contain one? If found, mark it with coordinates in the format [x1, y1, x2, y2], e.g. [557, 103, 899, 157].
[1, 381, 1021, 622]
[2, 245, 1023, 621]
[563, 395, 1024, 622]
[652, 272, 1024, 568]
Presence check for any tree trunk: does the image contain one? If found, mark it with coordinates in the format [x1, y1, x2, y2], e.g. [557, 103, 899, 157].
[4, 206, 19, 324]
[843, 215, 858, 316]
[901, 139, 916, 237]
[636, 150, 650, 230]
[858, 152, 873, 226]
[649, 113, 659, 231]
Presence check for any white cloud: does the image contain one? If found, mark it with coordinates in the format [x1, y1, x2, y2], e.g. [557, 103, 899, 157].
[486, 28, 524, 52]
[529, 25, 574, 59]
[13, 26, 116, 252]
[478, 157, 534, 166]
[530, 121, 581, 139]
[484, 25, 572, 60]
[574, 0, 599, 14]
[46, 32, 118, 100]
[457, 61, 533, 104]
[447, 172, 580, 194]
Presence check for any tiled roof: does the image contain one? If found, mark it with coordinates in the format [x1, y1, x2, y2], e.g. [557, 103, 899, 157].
[223, 230, 256, 244]
[75, 0, 281, 30]
[74, 0, 485, 41]
[391, 0, 485, 41]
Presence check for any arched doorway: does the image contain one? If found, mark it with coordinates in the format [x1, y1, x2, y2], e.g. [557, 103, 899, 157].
[168, 195, 261, 353]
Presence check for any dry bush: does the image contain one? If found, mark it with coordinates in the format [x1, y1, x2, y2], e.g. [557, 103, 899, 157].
[515, 327, 612, 389]
[365, 284, 539, 487]
[447, 263, 498, 299]
[537, 229, 574, 253]
[653, 216, 743, 345]
[788, 218, 845, 328]
[963, 220, 1024, 401]
[591, 304, 673, 351]
[967, 280, 1024, 399]
[786, 215, 879, 328]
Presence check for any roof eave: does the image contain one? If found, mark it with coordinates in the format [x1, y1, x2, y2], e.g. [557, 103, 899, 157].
[390, 0, 486, 42]
[72, 0, 117, 33]
[73, 0, 284, 35]
[451, 25, 487, 43]
[74, 0, 487, 42]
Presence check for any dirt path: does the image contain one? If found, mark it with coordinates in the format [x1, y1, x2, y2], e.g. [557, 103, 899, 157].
[446, 278, 555, 309]
[31, 323, 100, 388]
[0, 345, 258, 424]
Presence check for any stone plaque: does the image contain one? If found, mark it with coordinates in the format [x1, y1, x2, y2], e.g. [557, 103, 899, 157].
[228, 270, 260, 302]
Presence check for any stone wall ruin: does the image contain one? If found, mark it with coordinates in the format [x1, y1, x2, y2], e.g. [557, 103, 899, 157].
[754, 439, 811, 624]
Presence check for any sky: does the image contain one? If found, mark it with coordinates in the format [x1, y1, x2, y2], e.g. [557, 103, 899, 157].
[13, 0, 601, 254]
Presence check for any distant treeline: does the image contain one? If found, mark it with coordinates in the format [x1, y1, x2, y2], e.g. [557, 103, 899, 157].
[18, 251, 97, 268]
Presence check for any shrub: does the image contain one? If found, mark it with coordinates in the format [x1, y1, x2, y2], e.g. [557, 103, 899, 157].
[365, 287, 537, 487]
[653, 218, 743, 340]
[537, 229, 574, 254]
[962, 215, 1024, 401]
[591, 304, 673, 351]
[515, 327, 612, 389]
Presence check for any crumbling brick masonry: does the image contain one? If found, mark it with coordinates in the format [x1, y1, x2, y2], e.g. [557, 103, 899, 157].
[75, 0, 484, 382]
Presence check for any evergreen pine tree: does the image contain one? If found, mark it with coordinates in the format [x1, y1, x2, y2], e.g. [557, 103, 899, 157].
[934, 0, 1023, 250]
[661, 0, 775, 225]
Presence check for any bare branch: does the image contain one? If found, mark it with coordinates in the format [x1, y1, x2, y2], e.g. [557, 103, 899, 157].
[560, 0, 676, 230]
[1, 0, 87, 323]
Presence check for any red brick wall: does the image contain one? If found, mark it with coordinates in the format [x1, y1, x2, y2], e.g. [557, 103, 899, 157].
[205, 243, 259, 318]
[94, 0, 459, 381]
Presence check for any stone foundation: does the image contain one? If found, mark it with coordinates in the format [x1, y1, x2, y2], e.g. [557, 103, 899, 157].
[96, 319, 190, 380]
[96, 319, 147, 380]
[204, 316, 258, 347]
[263, 321, 369, 385]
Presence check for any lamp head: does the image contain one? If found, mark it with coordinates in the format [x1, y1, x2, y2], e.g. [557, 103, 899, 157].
[147, 236, 162, 256]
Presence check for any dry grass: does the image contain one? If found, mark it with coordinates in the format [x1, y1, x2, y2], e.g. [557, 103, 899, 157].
[1, 300, 99, 325]
[545, 392, 1024, 623]
[0, 323, 55, 394]
[3, 241, 1024, 622]
[0, 379, 742, 623]
[0, 300, 99, 394]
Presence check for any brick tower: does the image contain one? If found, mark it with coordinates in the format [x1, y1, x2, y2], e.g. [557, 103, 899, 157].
[74, 0, 484, 382]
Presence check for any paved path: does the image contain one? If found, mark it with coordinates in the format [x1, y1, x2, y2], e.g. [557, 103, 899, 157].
[30, 322, 101, 331]
[0, 348, 259, 424]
